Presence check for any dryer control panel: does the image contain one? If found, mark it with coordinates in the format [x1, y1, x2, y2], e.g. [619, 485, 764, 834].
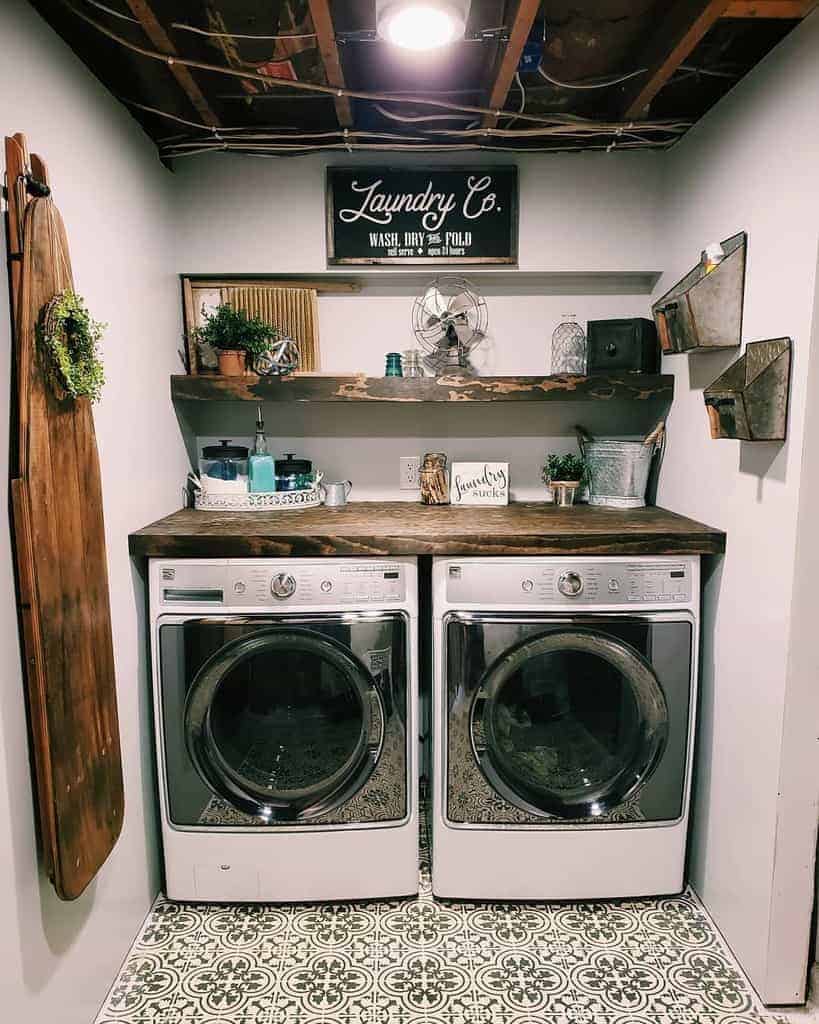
[156, 561, 407, 607]
[445, 559, 693, 606]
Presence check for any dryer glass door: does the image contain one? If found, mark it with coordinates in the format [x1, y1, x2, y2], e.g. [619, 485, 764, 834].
[184, 626, 384, 820]
[472, 629, 668, 819]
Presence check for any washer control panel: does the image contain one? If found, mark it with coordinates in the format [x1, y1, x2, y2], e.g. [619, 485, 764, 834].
[446, 560, 693, 605]
[227, 562, 406, 606]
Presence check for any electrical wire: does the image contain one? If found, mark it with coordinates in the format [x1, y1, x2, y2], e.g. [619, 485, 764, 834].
[503, 72, 527, 131]
[171, 22, 316, 41]
[375, 104, 475, 123]
[537, 64, 649, 90]
[161, 139, 673, 160]
[60, 0, 687, 134]
[127, 98, 689, 140]
[82, 0, 138, 22]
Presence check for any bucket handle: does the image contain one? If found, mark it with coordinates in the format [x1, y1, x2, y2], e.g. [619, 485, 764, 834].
[575, 424, 592, 457]
[643, 420, 666, 452]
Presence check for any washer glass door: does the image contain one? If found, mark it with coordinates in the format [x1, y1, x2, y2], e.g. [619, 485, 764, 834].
[472, 628, 668, 818]
[185, 626, 383, 820]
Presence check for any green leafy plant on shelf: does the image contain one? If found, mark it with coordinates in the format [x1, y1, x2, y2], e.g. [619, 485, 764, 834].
[193, 302, 280, 356]
[193, 302, 281, 376]
[38, 288, 107, 403]
[542, 452, 587, 484]
[542, 451, 588, 508]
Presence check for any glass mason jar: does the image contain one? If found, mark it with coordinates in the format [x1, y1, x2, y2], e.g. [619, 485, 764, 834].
[551, 314, 587, 375]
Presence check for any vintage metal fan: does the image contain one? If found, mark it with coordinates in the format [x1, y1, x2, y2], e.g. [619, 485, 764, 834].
[411, 276, 488, 374]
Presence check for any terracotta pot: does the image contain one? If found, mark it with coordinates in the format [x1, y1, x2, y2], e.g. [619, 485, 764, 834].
[217, 349, 247, 376]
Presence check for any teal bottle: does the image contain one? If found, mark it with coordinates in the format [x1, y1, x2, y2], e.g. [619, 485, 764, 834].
[249, 405, 276, 493]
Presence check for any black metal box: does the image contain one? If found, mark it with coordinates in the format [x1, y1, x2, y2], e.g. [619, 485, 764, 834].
[586, 318, 660, 374]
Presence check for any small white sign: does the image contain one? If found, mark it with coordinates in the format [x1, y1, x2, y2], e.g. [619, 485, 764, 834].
[450, 462, 509, 506]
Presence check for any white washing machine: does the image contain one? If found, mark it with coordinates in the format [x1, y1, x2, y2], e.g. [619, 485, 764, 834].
[150, 557, 418, 902]
[432, 555, 699, 900]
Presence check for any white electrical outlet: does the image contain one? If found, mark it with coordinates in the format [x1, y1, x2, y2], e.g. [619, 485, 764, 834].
[399, 456, 420, 490]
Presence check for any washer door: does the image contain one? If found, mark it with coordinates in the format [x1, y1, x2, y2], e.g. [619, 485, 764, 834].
[471, 629, 668, 818]
[185, 627, 384, 820]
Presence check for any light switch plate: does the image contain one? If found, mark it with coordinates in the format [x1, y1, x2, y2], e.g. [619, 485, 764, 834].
[400, 456, 420, 490]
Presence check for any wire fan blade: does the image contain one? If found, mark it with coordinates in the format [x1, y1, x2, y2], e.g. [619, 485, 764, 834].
[447, 292, 473, 315]
[421, 285, 448, 321]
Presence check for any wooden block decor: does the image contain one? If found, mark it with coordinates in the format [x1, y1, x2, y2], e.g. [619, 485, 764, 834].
[653, 231, 747, 353]
[704, 337, 791, 440]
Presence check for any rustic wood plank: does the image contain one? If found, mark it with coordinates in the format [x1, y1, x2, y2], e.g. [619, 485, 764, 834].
[307, 0, 353, 127]
[619, 0, 732, 119]
[170, 372, 674, 405]
[129, 502, 726, 558]
[125, 0, 220, 126]
[723, 0, 815, 14]
[482, 0, 542, 128]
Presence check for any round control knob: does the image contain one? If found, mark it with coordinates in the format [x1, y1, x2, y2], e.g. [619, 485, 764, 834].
[558, 571, 584, 597]
[521, 579, 534, 593]
[270, 573, 297, 599]
[320, 579, 333, 593]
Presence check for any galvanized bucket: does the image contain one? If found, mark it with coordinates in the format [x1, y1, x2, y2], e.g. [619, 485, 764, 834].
[577, 422, 665, 509]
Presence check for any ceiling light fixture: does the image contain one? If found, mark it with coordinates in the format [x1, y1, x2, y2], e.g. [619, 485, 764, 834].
[376, 0, 470, 51]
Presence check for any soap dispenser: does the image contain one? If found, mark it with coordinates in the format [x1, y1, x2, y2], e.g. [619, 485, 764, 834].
[249, 405, 276, 493]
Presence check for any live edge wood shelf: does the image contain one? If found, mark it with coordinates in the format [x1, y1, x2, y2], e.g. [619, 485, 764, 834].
[171, 373, 674, 405]
[129, 503, 725, 559]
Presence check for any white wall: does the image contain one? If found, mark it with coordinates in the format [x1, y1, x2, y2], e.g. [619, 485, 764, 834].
[174, 150, 667, 496]
[0, 3, 188, 1022]
[653, 11, 819, 1004]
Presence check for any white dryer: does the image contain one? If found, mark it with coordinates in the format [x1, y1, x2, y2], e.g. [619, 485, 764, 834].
[432, 556, 699, 900]
[150, 557, 418, 902]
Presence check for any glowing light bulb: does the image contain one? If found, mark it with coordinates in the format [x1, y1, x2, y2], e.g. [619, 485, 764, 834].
[377, 2, 468, 51]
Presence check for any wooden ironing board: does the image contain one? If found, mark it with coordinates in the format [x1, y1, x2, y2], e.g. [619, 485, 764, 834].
[4, 133, 123, 899]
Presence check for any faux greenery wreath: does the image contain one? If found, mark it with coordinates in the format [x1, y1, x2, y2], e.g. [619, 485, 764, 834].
[38, 289, 106, 402]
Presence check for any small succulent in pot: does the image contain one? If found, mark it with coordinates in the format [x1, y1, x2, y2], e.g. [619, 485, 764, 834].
[542, 452, 587, 507]
[193, 302, 281, 376]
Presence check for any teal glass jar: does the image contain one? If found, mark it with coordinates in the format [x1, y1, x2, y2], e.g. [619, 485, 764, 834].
[385, 352, 403, 377]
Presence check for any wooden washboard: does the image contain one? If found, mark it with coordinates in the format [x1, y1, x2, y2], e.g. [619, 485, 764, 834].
[221, 285, 320, 372]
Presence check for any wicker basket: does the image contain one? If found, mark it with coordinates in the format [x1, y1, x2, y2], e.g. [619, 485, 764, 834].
[578, 424, 665, 509]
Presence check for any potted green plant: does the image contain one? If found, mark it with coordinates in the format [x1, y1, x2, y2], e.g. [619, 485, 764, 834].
[193, 303, 280, 376]
[542, 452, 587, 507]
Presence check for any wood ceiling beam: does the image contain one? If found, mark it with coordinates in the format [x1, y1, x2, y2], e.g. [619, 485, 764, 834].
[723, 1, 816, 15]
[307, 0, 353, 128]
[481, 0, 541, 128]
[124, 0, 220, 126]
[618, 0, 732, 120]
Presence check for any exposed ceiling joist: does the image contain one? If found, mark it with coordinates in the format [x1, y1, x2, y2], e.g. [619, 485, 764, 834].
[618, 0, 733, 120]
[481, 0, 541, 128]
[723, 0, 816, 14]
[307, 0, 353, 128]
[124, 0, 220, 126]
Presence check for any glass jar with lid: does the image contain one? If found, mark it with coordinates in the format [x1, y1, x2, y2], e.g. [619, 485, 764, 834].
[199, 440, 249, 494]
[275, 453, 314, 492]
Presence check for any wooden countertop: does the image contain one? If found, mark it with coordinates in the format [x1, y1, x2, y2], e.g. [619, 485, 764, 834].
[129, 502, 725, 558]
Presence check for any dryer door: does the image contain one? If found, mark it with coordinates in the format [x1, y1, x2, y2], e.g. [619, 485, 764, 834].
[470, 628, 668, 819]
[184, 625, 384, 820]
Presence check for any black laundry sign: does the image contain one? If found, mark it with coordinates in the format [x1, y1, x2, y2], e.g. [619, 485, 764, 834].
[326, 166, 518, 265]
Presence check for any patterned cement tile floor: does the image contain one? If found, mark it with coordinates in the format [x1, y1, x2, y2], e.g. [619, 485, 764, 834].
[96, 811, 793, 1024]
